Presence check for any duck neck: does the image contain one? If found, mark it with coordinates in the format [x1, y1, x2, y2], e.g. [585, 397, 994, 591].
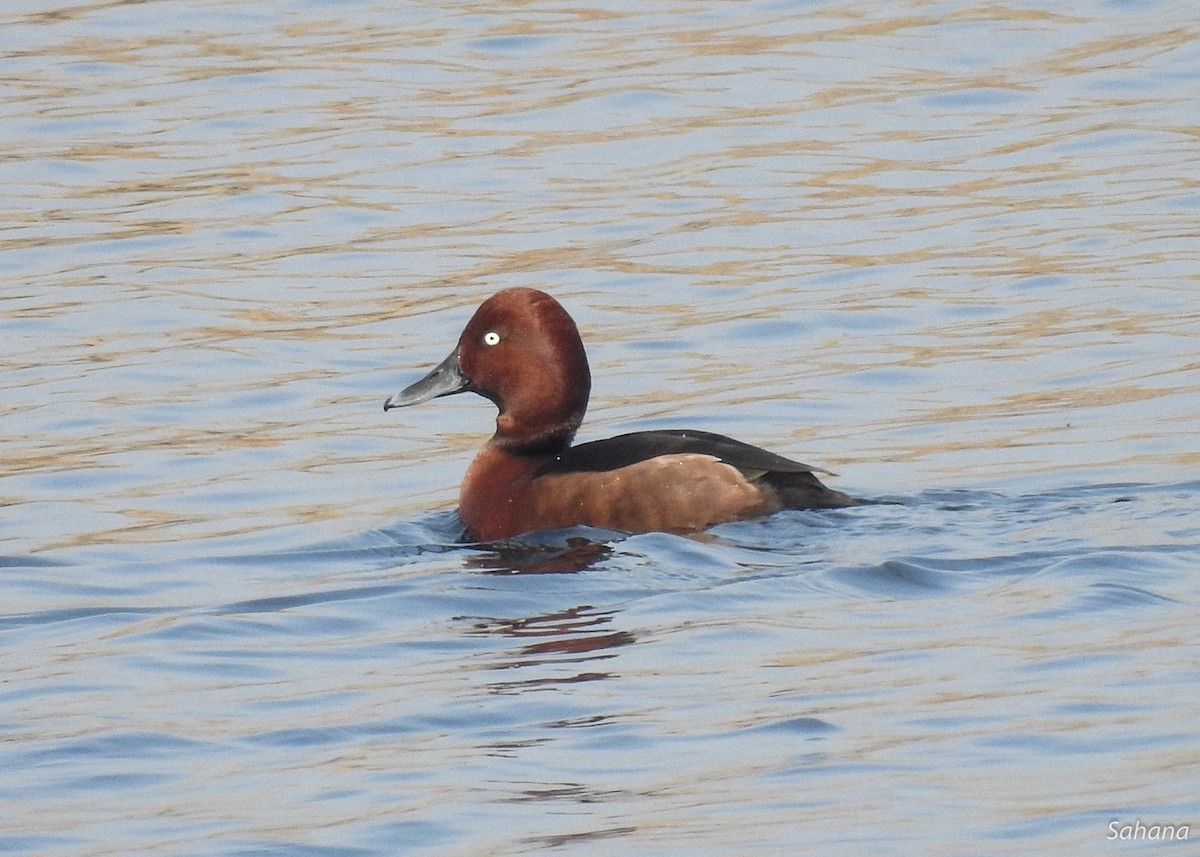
[495, 427, 576, 458]
[492, 406, 582, 458]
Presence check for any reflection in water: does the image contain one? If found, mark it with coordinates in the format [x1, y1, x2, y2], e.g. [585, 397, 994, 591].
[467, 604, 635, 687]
[468, 535, 618, 574]
[520, 826, 640, 851]
[462, 537, 633, 690]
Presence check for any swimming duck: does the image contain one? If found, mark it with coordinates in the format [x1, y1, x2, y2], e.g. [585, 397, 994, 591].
[385, 288, 858, 540]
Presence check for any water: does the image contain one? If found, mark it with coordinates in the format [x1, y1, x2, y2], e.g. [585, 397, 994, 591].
[3, 1, 1199, 854]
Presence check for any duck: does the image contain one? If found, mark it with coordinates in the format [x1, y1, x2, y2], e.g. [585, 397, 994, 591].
[384, 287, 859, 541]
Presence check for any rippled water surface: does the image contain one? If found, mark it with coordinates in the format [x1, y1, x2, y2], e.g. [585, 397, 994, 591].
[3, 1, 1199, 854]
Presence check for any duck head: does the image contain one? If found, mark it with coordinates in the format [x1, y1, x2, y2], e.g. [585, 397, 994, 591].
[385, 288, 591, 454]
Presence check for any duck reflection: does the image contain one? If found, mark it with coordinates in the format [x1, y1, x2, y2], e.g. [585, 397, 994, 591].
[470, 604, 634, 661]
[466, 534, 616, 574]
[466, 604, 635, 691]
[460, 533, 634, 689]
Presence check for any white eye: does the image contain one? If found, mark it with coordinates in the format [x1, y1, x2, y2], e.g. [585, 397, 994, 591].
[482, 330, 502, 346]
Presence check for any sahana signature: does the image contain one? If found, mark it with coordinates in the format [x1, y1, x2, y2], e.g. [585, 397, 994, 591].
[1107, 819, 1189, 841]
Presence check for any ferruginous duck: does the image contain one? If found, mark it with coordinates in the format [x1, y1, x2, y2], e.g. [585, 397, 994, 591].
[385, 288, 859, 540]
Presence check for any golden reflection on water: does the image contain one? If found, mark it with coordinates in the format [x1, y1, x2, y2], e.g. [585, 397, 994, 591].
[3, 2, 1198, 550]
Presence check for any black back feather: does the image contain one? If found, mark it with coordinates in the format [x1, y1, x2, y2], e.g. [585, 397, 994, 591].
[536, 429, 832, 477]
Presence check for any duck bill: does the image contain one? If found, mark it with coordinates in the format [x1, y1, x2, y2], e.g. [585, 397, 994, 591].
[384, 348, 470, 411]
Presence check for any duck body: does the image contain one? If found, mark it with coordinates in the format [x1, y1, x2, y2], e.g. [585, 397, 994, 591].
[385, 288, 858, 541]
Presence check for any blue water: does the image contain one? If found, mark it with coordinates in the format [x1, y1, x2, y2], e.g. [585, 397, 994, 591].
[4, 481, 1197, 854]
[4, 0, 1200, 853]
